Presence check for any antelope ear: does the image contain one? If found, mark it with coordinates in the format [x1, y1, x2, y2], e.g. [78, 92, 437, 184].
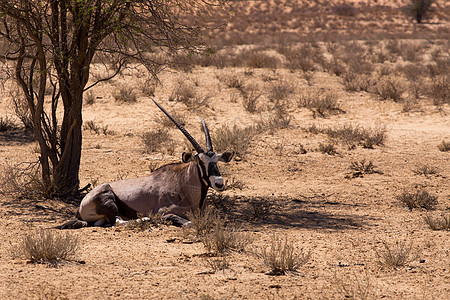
[182, 152, 194, 163]
[218, 151, 234, 163]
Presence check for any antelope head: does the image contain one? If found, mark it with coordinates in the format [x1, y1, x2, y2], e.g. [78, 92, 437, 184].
[152, 99, 234, 191]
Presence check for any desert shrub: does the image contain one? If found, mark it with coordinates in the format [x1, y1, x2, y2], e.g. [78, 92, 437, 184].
[375, 240, 415, 269]
[243, 197, 273, 221]
[319, 124, 386, 149]
[397, 189, 438, 210]
[374, 76, 405, 102]
[350, 159, 381, 175]
[201, 220, 251, 255]
[155, 110, 186, 128]
[83, 120, 114, 135]
[413, 164, 439, 176]
[325, 57, 346, 77]
[240, 84, 262, 113]
[186, 206, 219, 238]
[428, 75, 450, 107]
[204, 255, 230, 272]
[333, 270, 373, 300]
[212, 124, 253, 157]
[12, 230, 80, 266]
[0, 115, 16, 132]
[404, 0, 435, 23]
[10, 90, 33, 130]
[0, 162, 52, 198]
[423, 213, 450, 231]
[169, 80, 210, 108]
[333, 3, 358, 16]
[437, 140, 450, 152]
[217, 73, 244, 89]
[142, 129, 172, 153]
[318, 142, 337, 155]
[140, 80, 158, 97]
[255, 106, 292, 132]
[269, 80, 294, 103]
[282, 43, 324, 72]
[298, 89, 344, 118]
[242, 49, 280, 69]
[342, 71, 374, 92]
[256, 236, 311, 275]
[84, 90, 96, 105]
[113, 86, 138, 103]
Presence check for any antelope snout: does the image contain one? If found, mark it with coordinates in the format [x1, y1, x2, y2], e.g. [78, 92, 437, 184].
[211, 176, 225, 191]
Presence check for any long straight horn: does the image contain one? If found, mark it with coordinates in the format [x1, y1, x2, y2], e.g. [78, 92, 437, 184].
[201, 118, 213, 152]
[152, 99, 204, 153]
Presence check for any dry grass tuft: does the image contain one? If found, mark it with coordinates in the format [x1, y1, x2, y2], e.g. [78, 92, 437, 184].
[125, 213, 170, 231]
[83, 120, 114, 135]
[333, 269, 373, 300]
[142, 129, 173, 153]
[397, 189, 438, 210]
[240, 84, 262, 113]
[374, 76, 405, 102]
[243, 197, 273, 221]
[201, 221, 252, 256]
[413, 164, 439, 176]
[0, 115, 17, 132]
[212, 124, 253, 157]
[298, 90, 344, 118]
[349, 159, 382, 175]
[113, 86, 138, 103]
[256, 236, 311, 276]
[318, 142, 337, 155]
[423, 213, 450, 231]
[375, 240, 415, 269]
[12, 230, 80, 266]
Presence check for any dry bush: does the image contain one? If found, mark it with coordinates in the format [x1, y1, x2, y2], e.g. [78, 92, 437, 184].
[298, 90, 344, 118]
[375, 240, 415, 269]
[9, 89, 33, 130]
[240, 84, 262, 113]
[217, 73, 244, 89]
[318, 142, 337, 155]
[423, 213, 450, 231]
[243, 197, 273, 221]
[140, 80, 158, 97]
[350, 159, 381, 175]
[397, 189, 438, 210]
[142, 129, 172, 153]
[113, 86, 138, 103]
[155, 111, 186, 128]
[313, 124, 386, 149]
[204, 255, 230, 272]
[374, 76, 405, 102]
[269, 80, 294, 103]
[169, 80, 210, 108]
[255, 106, 292, 132]
[186, 206, 219, 238]
[437, 140, 450, 152]
[84, 90, 96, 105]
[325, 57, 346, 77]
[201, 221, 252, 256]
[403, 0, 435, 23]
[342, 71, 374, 92]
[241, 49, 280, 69]
[413, 164, 439, 176]
[12, 230, 80, 266]
[212, 124, 253, 157]
[0, 162, 52, 198]
[256, 236, 311, 276]
[83, 120, 114, 135]
[428, 75, 450, 107]
[281, 43, 324, 72]
[0, 115, 16, 132]
[333, 270, 373, 300]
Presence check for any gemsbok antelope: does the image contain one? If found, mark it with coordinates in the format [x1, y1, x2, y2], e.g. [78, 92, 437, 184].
[59, 99, 234, 229]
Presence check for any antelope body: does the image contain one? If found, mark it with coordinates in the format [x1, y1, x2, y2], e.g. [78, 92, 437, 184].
[59, 99, 233, 228]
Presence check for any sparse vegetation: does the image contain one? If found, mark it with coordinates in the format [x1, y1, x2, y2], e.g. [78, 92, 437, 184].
[201, 220, 251, 256]
[397, 189, 438, 210]
[113, 86, 138, 103]
[374, 76, 405, 102]
[142, 129, 172, 153]
[349, 159, 382, 175]
[0, 116, 16, 132]
[298, 90, 344, 118]
[333, 270, 373, 300]
[243, 197, 273, 221]
[423, 213, 450, 231]
[241, 84, 262, 113]
[125, 213, 170, 231]
[12, 230, 80, 266]
[83, 121, 114, 135]
[413, 164, 439, 176]
[256, 236, 311, 275]
[318, 142, 337, 155]
[375, 240, 416, 269]
[404, 0, 435, 23]
[212, 124, 253, 157]
[84, 90, 96, 105]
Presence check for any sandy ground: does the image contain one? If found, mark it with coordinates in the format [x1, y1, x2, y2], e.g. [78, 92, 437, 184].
[1, 1, 450, 299]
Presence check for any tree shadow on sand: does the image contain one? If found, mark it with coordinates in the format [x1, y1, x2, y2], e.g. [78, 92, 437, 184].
[0, 128, 34, 146]
[208, 193, 373, 230]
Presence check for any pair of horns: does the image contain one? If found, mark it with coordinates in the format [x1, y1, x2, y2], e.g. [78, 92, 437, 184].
[152, 99, 213, 153]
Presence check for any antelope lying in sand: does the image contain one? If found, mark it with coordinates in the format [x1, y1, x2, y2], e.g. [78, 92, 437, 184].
[59, 99, 233, 228]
